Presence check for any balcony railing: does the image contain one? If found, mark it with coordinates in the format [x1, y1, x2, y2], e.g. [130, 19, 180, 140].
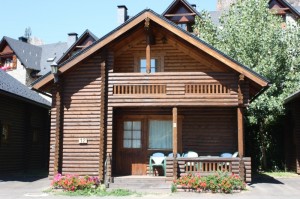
[165, 157, 251, 183]
[108, 72, 240, 107]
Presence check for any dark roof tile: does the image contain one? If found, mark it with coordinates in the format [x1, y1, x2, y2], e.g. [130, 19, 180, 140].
[0, 69, 50, 107]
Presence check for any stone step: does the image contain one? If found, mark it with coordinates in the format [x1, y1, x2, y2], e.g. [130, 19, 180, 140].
[109, 176, 170, 189]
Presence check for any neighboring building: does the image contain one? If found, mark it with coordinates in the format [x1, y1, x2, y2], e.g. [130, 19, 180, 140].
[163, 0, 200, 32]
[211, 0, 300, 27]
[57, 30, 98, 64]
[0, 31, 97, 87]
[0, 70, 50, 174]
[284, 90, 300, 174]
[0, 36, 68, 86]
[33, 0, 269, 184]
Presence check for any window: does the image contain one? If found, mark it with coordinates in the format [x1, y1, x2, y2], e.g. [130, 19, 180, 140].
[123, 121, 142, 148]
[1, 122, 10, 143]
[4, 58, 12, 67]
[149, 120, 173, 149]
[178, 23, 187, 31]
[140, 59, 158, 73]
[32, 128, 40, 143]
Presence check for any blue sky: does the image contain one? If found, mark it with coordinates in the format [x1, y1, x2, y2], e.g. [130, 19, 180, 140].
[0, 0, 217, 44]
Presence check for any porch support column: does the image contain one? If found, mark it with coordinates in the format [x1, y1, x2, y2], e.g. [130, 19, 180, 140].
[53, 81, 64, 175]
[237, 107, 244, 158]
[99, 61, 106, 181]
[237, 74, 245, 158]
[145, 17, 151, 73]
[172, 107, 178, 179]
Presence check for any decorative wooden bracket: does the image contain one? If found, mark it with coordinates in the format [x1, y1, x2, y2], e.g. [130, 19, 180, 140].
[238, 74, 244, 105]
[145, 17, 151, 74]
[145, 17, 150, 30]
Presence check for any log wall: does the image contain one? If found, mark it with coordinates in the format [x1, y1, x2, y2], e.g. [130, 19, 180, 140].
[0, 94, 49, 174]
[49, 53, 103, 177]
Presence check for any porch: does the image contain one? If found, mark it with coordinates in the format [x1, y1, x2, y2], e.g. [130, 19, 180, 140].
[106, 72, 248, 184]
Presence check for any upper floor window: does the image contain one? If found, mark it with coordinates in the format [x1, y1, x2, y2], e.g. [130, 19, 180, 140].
[140, 59, 158, 73]
[178, 23, 187, 31]
[4, 58, 12, 67]
[134, 53, 165, 73]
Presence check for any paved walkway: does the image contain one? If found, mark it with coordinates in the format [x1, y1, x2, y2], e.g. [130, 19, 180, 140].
[0, 175, 299, 199]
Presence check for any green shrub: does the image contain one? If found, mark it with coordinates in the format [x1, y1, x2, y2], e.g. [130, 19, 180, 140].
[173, 172, 246, 193]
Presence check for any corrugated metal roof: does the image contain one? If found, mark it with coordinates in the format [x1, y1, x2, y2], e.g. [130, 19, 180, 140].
[0, 69, 50, 107]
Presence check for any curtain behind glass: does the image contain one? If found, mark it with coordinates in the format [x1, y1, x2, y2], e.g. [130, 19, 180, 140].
[149, 120, 172, 149]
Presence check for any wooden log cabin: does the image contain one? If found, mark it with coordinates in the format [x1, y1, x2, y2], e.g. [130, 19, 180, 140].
[32, 0, 269, 184]
[284, 90, 300, 174]
[0, 70, 50, 174]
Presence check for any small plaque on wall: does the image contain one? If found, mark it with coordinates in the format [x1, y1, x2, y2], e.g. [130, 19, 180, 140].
[79, 138, 88, 144]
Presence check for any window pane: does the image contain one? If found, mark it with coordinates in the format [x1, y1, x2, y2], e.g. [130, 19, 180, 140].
[132, 131, 141, 139]
[124, 131, 132, 139]
[132, 121, 141, 130]
[124, 121, 132, 131]
[140, 59, 157, 72]
[149, 120, 173, 149]
[132, 140, 141, 148]
[124, 140, 131, 148]
[123, 121, 142, 149]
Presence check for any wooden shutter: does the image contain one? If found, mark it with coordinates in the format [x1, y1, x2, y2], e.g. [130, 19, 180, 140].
[12, 55, 17, 69]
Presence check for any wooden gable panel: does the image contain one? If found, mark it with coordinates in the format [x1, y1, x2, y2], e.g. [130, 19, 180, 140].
[113, 24, 227, 73]
[0, 43, 13, 55]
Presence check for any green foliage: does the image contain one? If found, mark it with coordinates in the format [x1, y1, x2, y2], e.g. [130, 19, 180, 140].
[194, 0, 300, 170]
[173, 172, 246, 193]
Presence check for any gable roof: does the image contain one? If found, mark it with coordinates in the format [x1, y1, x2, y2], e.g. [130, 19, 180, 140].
[57, 29, 98, 65]
[269, 0, 300, 18]
[0, 69, 50, 108]
[38, 42, 68, 76]
[32, 9, 269, 94]
[162, 0, 200, 16]
[0, 36, 42, 70]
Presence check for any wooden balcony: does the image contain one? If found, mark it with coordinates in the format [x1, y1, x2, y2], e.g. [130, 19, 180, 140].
[108, 72, 242, 107]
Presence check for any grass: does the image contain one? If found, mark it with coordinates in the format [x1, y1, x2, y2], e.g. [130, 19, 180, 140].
[261, 171, 299, 178]
[51, 187, 141, 197]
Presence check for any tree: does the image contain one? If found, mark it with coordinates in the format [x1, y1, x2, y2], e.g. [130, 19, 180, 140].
[194, 0, 300, 170]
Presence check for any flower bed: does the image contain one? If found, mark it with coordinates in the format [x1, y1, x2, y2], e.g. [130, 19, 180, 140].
[51, 173, 100, 191]
[173, 172, 246, 193]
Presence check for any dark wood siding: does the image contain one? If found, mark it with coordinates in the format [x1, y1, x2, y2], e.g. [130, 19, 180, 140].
[181, 107, 237, 156]
[285, 99, 300, 174]
[0, 94, 49, 174]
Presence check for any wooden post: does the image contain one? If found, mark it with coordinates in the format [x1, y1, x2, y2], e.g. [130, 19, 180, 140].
[237, 74, 245, 158]
[99, 61, 106, 180]
[145, 17, 151, 73]
[237, 107, 244, 158]
[53, 82, 63, 175]
[173, 107, 178, 179]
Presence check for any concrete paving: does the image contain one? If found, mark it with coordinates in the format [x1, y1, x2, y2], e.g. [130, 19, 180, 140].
[0, 175, 299, 199]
